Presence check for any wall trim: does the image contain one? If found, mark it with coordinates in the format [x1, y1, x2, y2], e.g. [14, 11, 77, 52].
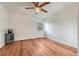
[0, 43, 5, 48]
[14, 37, 46, 41]
[47, 37, 77, 49]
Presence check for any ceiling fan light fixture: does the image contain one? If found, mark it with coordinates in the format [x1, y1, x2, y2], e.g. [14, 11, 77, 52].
[25, 2, 50, 13]
[35, 7, 41, 13]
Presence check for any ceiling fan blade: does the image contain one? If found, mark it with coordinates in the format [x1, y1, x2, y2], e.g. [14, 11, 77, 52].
[39, 2, 50, 7]
[36, 2, 39, 6]
[41, 9, 47, 13]
[32, 2, 38, 7]
[25, 7, 35, 9]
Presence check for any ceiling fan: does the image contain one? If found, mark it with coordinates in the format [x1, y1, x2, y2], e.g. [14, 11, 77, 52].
[25, 2, 50, 13]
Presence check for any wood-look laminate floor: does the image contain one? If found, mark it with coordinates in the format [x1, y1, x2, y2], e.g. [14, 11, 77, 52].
[0, 38, 77, 56]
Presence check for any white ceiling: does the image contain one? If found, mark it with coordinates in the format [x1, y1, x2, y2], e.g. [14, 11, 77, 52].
[1, 2, 77, 19]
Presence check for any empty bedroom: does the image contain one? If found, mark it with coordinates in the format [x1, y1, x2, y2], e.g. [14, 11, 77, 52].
[0, 2, 78, 56]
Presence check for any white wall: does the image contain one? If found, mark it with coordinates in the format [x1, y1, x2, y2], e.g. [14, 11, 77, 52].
[77, 5, 79, 55]
[45, 5, 78, 48]
[8, 12, 44, 41]
[0, 4, 8, 48]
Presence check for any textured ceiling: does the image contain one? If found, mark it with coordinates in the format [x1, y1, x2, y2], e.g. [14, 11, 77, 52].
[1, 2, 77, 19]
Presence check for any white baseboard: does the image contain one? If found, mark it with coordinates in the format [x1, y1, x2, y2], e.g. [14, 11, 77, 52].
[0, 42, 5, 48]
[14, 37, 45, 41]
[47, 37, 77, 48]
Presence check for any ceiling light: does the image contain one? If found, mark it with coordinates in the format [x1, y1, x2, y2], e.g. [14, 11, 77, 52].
[35, 7, 41, 13]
